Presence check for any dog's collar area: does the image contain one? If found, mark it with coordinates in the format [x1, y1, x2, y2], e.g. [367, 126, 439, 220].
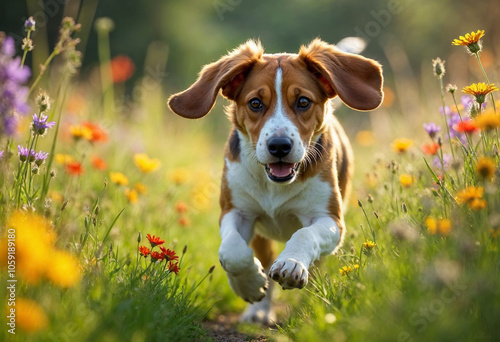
[264, 162, 300, 183]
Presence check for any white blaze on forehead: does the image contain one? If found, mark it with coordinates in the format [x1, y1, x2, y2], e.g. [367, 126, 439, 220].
[255, 66, 305, 163]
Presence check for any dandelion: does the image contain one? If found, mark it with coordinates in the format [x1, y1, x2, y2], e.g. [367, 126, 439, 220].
[146, 234, 165, 247]
[65, 161, 84, 175]
[168, 261, 180, 274]
[110, 55, 135, 83]
[159, 246, 179, 261]
[124, 188, 138, 204]
[46, 250, 81, 288]
[339, 265, 354, 276]
[391, 138, 413, 154]
[139, 245, 150, 257]
[91, 155, 108, 170]
[15, 298, 48, 333]
[473, 110, 500, 131]
[134, 153, 161, 173]
[462, 82, 498, 105]
[422, 143, 440, 155]
[399, 174, 414, 188]
[423, 123, 441, 139]
[110, 172, 129, 186]
[476, 157, 496, 180]
[452, 30, 485, 53]
[454, 119, 478, 134]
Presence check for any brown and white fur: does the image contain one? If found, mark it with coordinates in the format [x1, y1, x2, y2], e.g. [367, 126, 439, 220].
[168, 39, 383, 324]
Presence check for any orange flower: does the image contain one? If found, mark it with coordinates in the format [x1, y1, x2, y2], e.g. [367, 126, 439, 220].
[175, 201, 189, 214]
[178, 216, 191, 227]
[391, 138, 413, 154]
[91, 155, 108, 170]
[454, 120, 477, 133]
[110, 55, 135, 83]
[146, 234, 165, 247]
[139, 245, 150, 257]
[421, 143, 440, 155]
[65, 161, 84, 175]
[150, 251, 164, 261]
[82, 122, 108, 143]
[159, 246, 179, 261]
[168, 261, 180, 274]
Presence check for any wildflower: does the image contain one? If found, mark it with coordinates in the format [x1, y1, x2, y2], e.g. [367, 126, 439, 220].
[94, 17, 115, 33]
[462, 82, 499, 105]
[178, 216, 191, 227]
[452, 30, 485, 53]
[139, 245, 150, 257]
[22, 38, 34, 52]
[18, 145, 35, 162]
[24, 17, 36, 32]
[110, 172, 129, 186]
[423, 123, 441, 139]
[446, 84, 457, 94]
[456, 186, 486, 210]
[433, 153, 452, 170]
[159, 246, 179, 261]
[476, 157, 496, 180]
[432, 57, 445, 78]
[399, 174, 414, 188]
[146, 234, 165, 247]
[110, 55, 135, 83]
[363, 240, 376, 250]
[16, 298, 48, 333]
[422, 143, 440, 155]
[91, 155, 108, 170]
[168, 261, 180, 274]
[355, 130, 376, 146]
[454, 119, 477, 134]
[391, 138, 413, 154]
[469, 198, 487, 210]
[65, 161, 84, 175]
[0, 150, 4, 159]
[150, 251, 165, 261]
[339, 266, 354, 276]
[46, 250, 81, 288]
[134, 153, 161, 173]
[34, 151, 49, 166]
[35, 91, 51, 113]
[69, 124, 92, 140]
[175, 201, 189, 214]
[82, 121, 108, 142]
[55, 153, 75, 165]
[134, 182, 147, 194]
[124, 188, 138, 204]
[474, 110, 500, 131]
[426, 217, 452, 236]
[31, 113, 55, 136]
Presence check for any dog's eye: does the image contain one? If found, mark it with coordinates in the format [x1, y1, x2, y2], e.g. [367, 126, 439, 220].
[248, 98, 263, 111]
[297, 96, 311, 110]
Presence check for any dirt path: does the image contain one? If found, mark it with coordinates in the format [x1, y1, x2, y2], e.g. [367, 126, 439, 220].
[204, 314, 269, 342]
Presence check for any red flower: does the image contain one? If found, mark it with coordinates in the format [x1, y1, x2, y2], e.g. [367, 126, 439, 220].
[454, 120, 477, 133]
[175, 201, 188, 214]
[82, 122, 108, 143]
[139, 245, 150, 257]
[168, 261, 180, 274]
[421, 142, 440, 155]
[178, 216, 191, 227]
[65, 161, 84, 176]
[147, 234, 165, 247]
[110, 55, 135, 83]
[159, 246, 179, 261]
[150, 251, 164, 261]
[91, 155, 108, 170]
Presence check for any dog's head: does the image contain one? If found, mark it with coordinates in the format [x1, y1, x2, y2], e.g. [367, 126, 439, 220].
[168, 39, 383, 184]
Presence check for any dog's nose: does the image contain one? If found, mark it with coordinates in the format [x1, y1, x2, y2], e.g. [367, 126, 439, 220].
[267, 137, 293, 158]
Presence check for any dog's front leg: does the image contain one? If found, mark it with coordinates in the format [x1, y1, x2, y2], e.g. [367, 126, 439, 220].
[269, 216, 342, 289]
[218, 209, 269, 303]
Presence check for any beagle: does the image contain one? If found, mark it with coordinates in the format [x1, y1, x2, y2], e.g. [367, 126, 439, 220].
[168, 39, 383, 324]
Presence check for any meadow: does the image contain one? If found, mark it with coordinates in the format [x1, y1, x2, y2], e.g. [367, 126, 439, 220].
[1, 16, 500, 342]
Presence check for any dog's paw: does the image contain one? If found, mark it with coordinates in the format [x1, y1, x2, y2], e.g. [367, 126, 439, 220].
[269, 257, 308, 289]
[227, 257, 269, 303]
[240, 301, 276, 326]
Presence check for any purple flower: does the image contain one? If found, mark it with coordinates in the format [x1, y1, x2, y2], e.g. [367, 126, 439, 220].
[34, 151, 49, 166]
[18, 145, 35, 163]
[24, 17, 36, 32]
[0, 150, 4, 159]
[423, 123, 441, 139]
[1, 36, 15, 57]
[433, 153, 452, 170]
[32, 113, 56, 135]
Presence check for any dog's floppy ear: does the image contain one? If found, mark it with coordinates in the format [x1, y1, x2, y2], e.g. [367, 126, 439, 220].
[299, 38, 384, 111]
[168, 40, 264, 119]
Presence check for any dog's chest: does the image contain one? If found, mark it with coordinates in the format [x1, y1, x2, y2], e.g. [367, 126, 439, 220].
[225, 158, 332, 241]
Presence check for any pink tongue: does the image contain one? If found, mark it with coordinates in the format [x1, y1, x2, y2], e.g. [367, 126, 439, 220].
[269, 162, 294, 177]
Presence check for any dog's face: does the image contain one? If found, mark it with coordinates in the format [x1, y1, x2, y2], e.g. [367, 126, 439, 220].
[168, 39, 383, 184]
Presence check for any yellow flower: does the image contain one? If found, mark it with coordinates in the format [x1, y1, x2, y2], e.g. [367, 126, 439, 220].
[437, 219, 452, 236]
[110, 172, 129, 186]
[339, 265, 354, 276]
[399, 174, 415, 188]
[391, 138, 413, 154]
[133, 182, 148, 194]
[462, 82, 498, 104]
[169, 168, 189, 185]
[55, 153, 75, 165]
[469, 198, 487, 211]
[363, 240, 376, 249]
[474, 110, 500, 131]
[134, 153, 161, 174]
[15, 298, 49, 333]
[425, 217, 452, 236]
[124, 188, 139, 204]
[452, 30, 485, 53]
[355, 130, 375, 146]
[456, 186, 487, 210]
[69, 124, 92, 140]
[46, 250, 81, 288]
[476, 157, 496, 180]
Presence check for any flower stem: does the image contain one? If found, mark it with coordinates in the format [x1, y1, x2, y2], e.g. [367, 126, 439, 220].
[97, 29, 115, 117]
[20, 31, 31, 68]
[439, 77, 455, 159]
[28, 50, 58, 96]
[475, 53, 496, 113]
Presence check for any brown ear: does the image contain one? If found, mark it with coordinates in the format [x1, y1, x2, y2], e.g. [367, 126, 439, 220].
[168, 40, 264, 119]
[299, 38, 384, 111]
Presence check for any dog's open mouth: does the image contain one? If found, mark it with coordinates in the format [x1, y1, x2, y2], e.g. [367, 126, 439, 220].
[264, 162, 300, 182]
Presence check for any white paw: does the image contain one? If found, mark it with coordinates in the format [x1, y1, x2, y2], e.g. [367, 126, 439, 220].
[269, 257, 308, 289]
[226, 257, 269, 303]
[240, 302, 276, 326]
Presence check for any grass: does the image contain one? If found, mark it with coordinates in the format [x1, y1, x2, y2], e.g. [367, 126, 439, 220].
[1, 18, 500, 342]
